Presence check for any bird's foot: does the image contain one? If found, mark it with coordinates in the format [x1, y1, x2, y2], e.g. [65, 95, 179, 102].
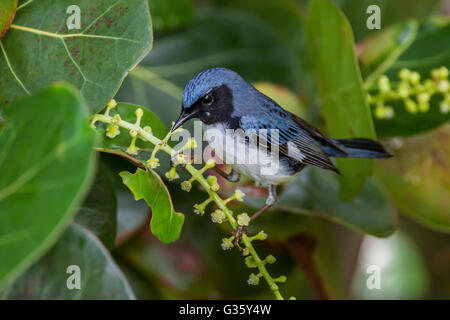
[233, 226, 247, 250]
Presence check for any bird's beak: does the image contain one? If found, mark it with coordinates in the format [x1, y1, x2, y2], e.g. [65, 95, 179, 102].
[171, 108, 197, 133]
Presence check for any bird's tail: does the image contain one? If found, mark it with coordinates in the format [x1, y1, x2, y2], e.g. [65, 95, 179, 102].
[332, 138, 392, 159]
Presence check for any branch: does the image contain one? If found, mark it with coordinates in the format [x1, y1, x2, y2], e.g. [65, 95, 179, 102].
[91, 102, 292, 300]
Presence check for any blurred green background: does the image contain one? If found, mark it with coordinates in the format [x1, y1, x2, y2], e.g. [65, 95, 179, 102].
[2, 0, 450, 300]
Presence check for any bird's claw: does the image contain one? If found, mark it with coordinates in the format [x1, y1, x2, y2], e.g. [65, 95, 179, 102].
[233, 226, 247, 250]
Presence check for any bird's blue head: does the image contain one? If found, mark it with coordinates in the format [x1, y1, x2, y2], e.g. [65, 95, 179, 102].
[172, 68, 253, 131]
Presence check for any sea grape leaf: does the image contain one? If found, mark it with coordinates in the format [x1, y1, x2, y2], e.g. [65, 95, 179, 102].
[0, 0, 153, 112]
[6, 224, 135, 299]
[0, 83, 96, 288]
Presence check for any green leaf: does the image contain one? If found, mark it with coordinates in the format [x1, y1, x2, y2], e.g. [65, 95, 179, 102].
[0, 0, 153, 112]
[375, 126, 450, 233]
[95, 102, 167, 158]
[306, 0, 377, 201]
[74, 161, 117, 249]
[0, 0, 17, 38]
[276, 167, 396, 237]
[370, 19, 450, 137]
[351, 232, 429, 299]
[120, 168, 184, 243]
[0, 83, 96, 288]
[5, 224, 135, 299]
[148, 0, 194, 32]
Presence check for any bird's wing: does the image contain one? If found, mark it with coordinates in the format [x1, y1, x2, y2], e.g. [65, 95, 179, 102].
[240, 112, 340, 173]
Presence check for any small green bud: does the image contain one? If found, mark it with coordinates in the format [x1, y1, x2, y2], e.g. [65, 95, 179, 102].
[397, 82, 411, 98]
[417, 92, 430, 103]
[107, 99, 117, 109]
[399, 68, 411, 81]
[165, 167, 179, 181]
[247, 273, 260, 286]
[146, 158, 160, 169]
[135, 108, 144, 118]
[274, 275, 287, 283]
[234, 189, 245, 202]
[374, 105, 394, 119]
[173, 153, 187, 165]
[245, 256, 257, 268]
[206, 175, 217, 185]
[221, 237, 234, 251]
[129, 129, 138, 137]
[409, 71, 420, 84]
[112, 114, 121, 124]
[405, 99, 418, 114]
[250, 230, 268, 241]
[289, 297, 297, 300]
[242, 248, 250, 256]
[211, 209, 226, 224]
[106, 124, 120, 138]
[181, 180, 192, 192]
[265, 255, 276, 264]
[126, 142, 139, 155]
[143, 126, 152, 134]
[205, 158, 216, 168]
[438, 66, 449, 79]
[378, 75, 391, 92]
[237, 213, 250, 227]
[437, 79, 449, 93]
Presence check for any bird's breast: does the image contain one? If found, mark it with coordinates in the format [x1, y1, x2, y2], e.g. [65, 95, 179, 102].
[204, 124, 296, 186]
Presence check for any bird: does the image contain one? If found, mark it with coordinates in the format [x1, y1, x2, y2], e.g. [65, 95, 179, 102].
[172, 67, 391, 245]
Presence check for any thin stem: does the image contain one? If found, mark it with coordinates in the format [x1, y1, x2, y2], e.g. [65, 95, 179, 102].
[91, 112, 286, 300]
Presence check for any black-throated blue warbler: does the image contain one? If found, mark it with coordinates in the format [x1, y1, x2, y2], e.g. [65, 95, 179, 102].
[172, 68, 391, 243]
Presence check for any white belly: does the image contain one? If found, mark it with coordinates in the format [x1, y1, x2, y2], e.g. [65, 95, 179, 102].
[204, 124, 295, 186]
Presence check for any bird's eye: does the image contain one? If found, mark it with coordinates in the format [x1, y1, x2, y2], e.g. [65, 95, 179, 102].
[202, 94, 213, 106]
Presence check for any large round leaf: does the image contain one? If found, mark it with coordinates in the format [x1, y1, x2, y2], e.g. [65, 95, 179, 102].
[0, 83, 96, 288]
[5, 224, 135, 299]
[0, 0, 153, 112]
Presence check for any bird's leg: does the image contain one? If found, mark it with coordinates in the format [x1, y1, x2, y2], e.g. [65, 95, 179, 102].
[212, 166, 240, 182]
[234, 184, 277, 249]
